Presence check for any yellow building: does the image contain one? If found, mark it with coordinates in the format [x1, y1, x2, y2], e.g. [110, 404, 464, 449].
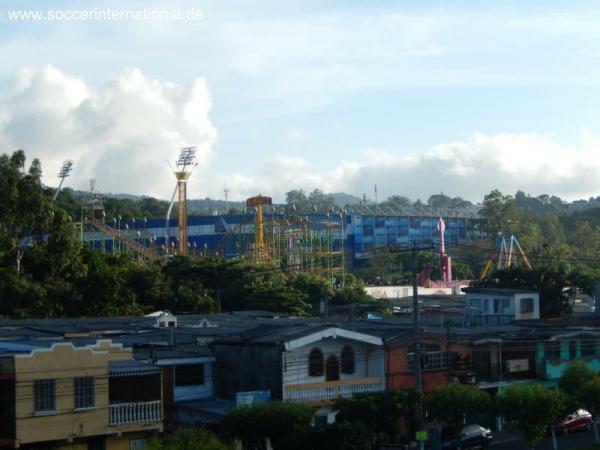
[0, 339, 163, 450]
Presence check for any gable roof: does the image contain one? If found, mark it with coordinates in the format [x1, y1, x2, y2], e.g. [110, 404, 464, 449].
[283, 327, 383, 351]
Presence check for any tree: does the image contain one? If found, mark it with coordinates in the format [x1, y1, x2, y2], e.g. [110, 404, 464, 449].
[305, 422, 376, 450]
[287, 272, 332, 308]
[334, 394, 379, 435]
[577, 376, 600, 442]
[498, 383, 566, 449]
[335, 389, 421, 444]
[479, 190, 515, 235]
[149, 427, 233, 450]
[307, 188, 336, 212]
[559, 361, 597, 399]
[123, 263, 172, 311]
[73, 251, 145, 317]
[331, 286, 373, 305]
[225, 402, 313, 450]
[427, 194, 473, 209]
[47, 210, 84, 277]
[451, 259, 473, 280]
[0, 150, 51, 273]
[424, 383, 491, 425]
[569, 222, 600, 261]
[354, 250, 403, 284]
[427, 193, 453, 208]
[285, 189, 308, 207]
[381, 195, 412, 209]
[243, 285, 311, 316]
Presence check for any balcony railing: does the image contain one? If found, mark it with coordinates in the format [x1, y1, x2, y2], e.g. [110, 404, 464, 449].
[283, 377, 384, 403]
[109, 400, 162, 426]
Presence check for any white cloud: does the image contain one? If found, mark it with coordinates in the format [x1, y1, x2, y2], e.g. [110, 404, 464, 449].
[0, 65, 217, 198]
[2, 66, 599, 205]
[219, 132, 600, 203]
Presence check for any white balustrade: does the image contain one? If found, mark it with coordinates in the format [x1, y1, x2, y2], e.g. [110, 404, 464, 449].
[109, 400, 162, 426]
[284, 377, 384, 403]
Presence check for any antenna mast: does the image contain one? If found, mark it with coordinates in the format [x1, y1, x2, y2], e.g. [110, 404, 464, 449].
[224, 188, 230, 213]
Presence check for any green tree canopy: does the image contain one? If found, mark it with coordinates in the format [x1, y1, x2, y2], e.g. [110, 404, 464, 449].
[498, 383, 566, 448]
[579, 377, 600, 418]
[559, 361, 598, 399]
[381, 195, 412, 209]
[335, 389, 421, 444]
[225, 402, 313, 450]
[149, 427, 233, 450]
[0, 150, 50, 272]
[424, 383, 491, 425]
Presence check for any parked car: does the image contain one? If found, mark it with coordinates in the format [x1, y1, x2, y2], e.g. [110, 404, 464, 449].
[440, 424, 493, 449]
[551, 409, 592, 435]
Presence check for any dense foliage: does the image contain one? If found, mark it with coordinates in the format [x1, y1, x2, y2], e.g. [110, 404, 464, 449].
[424, 383, 492, 425]
[498, 383, 566, 447]
[5, 149, 600, 319]
[148, 427, 233, 450]
[559, 361, 598, 399]
[334, 389, 421, 445]
[225, 402, 313, 450]
[0, 150, 382, 318]
[358, 188, 600, 317]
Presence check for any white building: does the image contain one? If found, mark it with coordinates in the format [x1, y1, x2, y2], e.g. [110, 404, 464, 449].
[464, 288, 540, 325]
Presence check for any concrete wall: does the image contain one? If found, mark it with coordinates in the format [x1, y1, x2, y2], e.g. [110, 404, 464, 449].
[14, 340, 162, 446]
[172, 363, 214, 401]
[212, 344, 282, 400]
[466, 292, 540, 321]
[55, 431, 154, 450]
[514, 293, 540, 320]
[535, 337, 600, 380]
[386, 339, 471, 392]
[365, 286, 463, 299]
[282, 337, 384, 386]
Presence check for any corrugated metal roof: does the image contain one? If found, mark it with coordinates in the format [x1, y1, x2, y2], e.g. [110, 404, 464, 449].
[108, 359, 161, 377]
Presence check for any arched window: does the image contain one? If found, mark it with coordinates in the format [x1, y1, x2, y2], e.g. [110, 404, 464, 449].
[326, 355, 340, 381]
[341, 345, 355, 374]
[308, 348, 324, 376]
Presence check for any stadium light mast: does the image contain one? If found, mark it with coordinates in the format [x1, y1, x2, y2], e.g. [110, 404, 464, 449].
[52, 160, 73, 202]
[173, 147, 197, 256]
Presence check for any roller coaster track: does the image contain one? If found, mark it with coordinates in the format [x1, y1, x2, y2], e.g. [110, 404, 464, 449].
[83, 220, 159, 261]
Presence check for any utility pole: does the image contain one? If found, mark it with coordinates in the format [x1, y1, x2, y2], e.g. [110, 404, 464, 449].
[374, 184, 378, 212]
[411, 245, 422, 394]
[387, 242, 433, 441]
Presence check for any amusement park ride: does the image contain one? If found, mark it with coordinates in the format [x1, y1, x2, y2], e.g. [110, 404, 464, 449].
[418, 218, 533, 287]
[61, 149, 344, 282]
[246, 194, 272, 261]
[479, 234, 533, 281]
[56, 152, 529, 285]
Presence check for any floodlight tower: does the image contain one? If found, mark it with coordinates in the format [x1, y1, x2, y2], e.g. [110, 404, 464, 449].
[52, 160, 73, 202]
[174, 147, 197, 255]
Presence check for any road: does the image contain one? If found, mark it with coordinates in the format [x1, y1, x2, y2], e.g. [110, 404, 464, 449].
[491, 429, 597, 450]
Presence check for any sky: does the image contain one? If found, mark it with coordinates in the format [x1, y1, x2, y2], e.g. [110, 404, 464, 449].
[1, 0, 600, 203]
